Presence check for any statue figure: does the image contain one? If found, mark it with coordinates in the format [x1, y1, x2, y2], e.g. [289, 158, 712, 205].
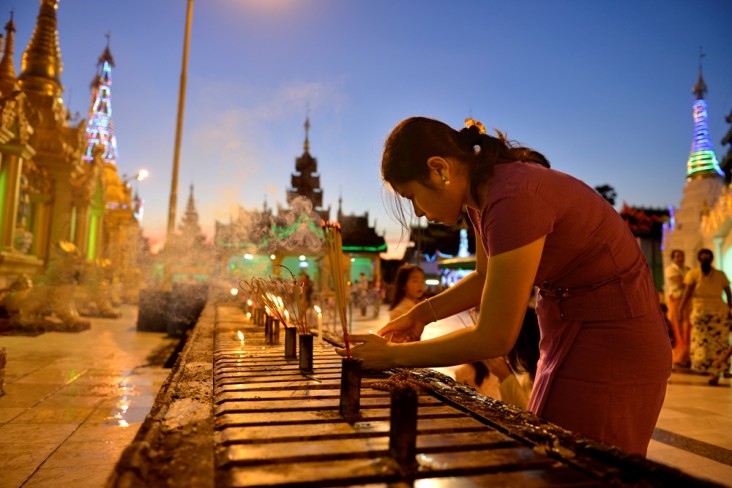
[2, 241, 91, 331]
[77, 258, 121, 318]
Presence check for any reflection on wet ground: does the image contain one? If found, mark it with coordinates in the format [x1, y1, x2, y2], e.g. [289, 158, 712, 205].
[0, 305, 175, 487]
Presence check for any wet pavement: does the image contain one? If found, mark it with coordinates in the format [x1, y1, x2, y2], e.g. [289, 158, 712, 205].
[0, 305, 175, 488]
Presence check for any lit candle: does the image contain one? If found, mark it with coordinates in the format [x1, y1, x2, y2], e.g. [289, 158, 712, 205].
[237, 330, 245, 349]
[314, 305, 323, 344]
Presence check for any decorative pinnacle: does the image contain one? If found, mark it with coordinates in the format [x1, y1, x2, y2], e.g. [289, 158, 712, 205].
[304, 115, 310, 154]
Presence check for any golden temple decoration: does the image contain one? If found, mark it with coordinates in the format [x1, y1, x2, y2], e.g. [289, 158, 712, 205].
[18, 0, 63, 98]
[701, 185, 732, 237]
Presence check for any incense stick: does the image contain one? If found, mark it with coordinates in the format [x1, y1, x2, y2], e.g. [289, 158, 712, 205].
[321, 220, 351, 358]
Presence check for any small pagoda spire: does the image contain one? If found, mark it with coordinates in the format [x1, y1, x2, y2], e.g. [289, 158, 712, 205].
[686, 49, 723, 179]
[0, 11, 17, 95]
[303, 115, 311, 154]
[692, 47, 707, 100]
[18, 0, 64, 97]
[338, 192, 343, 222]
[82, 36, 119, 165]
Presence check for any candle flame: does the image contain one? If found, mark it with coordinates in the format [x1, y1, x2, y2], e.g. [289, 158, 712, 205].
[314, 305, 321, 314]
[237, 331, 244, 341]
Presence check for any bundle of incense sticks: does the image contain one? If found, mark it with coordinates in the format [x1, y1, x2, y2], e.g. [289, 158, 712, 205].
[272, 266, 310, 336]
[321, 220, 351, 358]
[241, 274, 310, 335]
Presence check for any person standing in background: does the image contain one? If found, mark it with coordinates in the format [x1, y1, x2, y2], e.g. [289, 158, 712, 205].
[680, 249, 732, 386]
[665, 249, 691, 366]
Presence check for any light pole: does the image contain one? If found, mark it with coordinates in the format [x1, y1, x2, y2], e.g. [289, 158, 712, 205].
[162, 0, 194, 290]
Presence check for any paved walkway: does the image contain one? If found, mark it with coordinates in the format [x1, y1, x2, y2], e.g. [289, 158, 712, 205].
[0, 304, 730, 487]
[0, 305, 175, 488]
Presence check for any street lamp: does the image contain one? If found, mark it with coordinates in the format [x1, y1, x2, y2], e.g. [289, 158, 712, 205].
[162, 0, 194, 290]
[130, 169, 148, 223]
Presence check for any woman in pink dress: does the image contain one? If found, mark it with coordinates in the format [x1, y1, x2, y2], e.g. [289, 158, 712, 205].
[338, 116, 672, 456]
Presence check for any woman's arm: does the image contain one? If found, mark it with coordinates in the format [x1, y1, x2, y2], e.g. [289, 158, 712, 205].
[679, 281, 695, 319]
[416, 234, 489, 321]
[378, 236, 488, 339]
[343, 236, 545, 370]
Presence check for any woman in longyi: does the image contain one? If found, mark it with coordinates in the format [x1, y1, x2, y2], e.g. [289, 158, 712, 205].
[337, 116, 672, 456]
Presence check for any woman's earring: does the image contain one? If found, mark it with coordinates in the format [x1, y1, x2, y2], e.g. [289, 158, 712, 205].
[441, 173, 450, 186]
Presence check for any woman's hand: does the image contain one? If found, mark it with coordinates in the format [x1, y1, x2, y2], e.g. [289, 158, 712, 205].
[336, 333, 394, 371]
[377, 313, 426, 343]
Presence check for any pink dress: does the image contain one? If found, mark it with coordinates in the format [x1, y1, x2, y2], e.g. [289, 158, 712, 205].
[468, 162, 672, 456]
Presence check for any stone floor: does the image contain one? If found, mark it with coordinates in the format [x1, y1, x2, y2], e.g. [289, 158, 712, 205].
[0, 304, 730, 487]
[0, 305, 175, 488]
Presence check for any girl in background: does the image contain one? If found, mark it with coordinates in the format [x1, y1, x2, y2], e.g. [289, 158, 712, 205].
[387, 265, 426, 341]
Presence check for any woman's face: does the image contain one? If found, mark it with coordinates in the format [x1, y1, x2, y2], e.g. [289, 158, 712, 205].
[405, 270, 425, 300]
[392, 179, 463, 226]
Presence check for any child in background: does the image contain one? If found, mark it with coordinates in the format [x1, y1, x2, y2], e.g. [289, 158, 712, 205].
[455, 307, 539, 409]
[388, 265, 426, 325]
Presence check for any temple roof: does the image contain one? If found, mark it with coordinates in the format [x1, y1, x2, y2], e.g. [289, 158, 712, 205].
[18, 0, 63, 98]
[409, 213, 475, 258]
[0, 13, 17, 95]
[339, 212, 386, 253]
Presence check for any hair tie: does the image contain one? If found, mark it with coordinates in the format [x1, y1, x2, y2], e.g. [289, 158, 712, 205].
[464, 118, 487, 134]
[462, 118, 485, 154]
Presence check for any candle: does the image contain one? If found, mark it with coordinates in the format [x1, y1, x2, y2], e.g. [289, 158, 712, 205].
[314, 305, 323, 344]
[237, 330, 245, 349]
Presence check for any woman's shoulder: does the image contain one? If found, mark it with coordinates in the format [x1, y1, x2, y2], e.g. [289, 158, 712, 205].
[489, 162, 570, 196]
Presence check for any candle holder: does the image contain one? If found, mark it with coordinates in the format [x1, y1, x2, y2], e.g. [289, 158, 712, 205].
[299, 333, 314, 373]
[270, 318, 281, 345]
[284, 327, 297, 359]
[339, 357, 362, 419]
[389, 384, 418, 473]
[264, 315, 272, 344]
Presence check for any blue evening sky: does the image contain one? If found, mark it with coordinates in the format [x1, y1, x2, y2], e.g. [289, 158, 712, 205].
[10, 0, 732, 256]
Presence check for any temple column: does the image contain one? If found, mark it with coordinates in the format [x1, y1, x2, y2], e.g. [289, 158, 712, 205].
[87, 208, 104, 261]
[30, 193, 51, 261]
[74, 204, 90, 256]
[373, 256, 382, 284]
[0, 153, 22, 252]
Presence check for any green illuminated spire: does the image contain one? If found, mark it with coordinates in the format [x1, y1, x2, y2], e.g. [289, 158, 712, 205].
[686, 50, 723, 179]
